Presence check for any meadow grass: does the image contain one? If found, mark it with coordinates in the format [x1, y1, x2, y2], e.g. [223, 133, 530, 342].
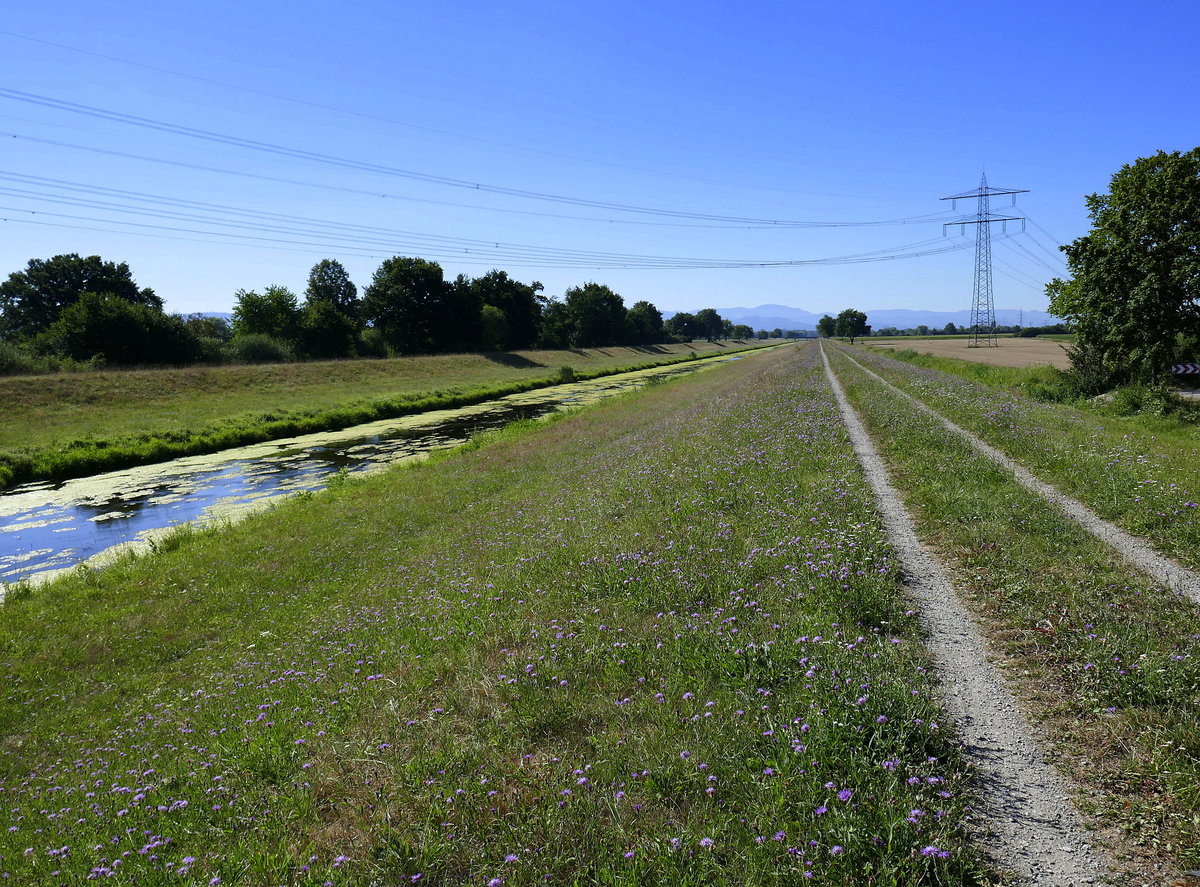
[830, 347, 1200, 873]
[841, 344, 1200, 570]
[859, 347, 1072, 402]
[0, 342, 767, 490]
[0, 344, 993, 885]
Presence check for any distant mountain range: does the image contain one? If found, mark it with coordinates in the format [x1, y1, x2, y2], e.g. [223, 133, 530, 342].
[709, 304, 1060, 332]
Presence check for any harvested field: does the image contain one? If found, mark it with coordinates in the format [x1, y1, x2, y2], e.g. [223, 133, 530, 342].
[867, 337, 1072, 369]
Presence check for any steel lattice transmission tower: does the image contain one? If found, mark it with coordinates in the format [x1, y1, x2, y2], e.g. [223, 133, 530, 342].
[941, 175, 1027, 347]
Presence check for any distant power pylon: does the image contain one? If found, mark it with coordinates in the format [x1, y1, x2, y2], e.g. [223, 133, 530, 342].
[941, 175, 1027, 347]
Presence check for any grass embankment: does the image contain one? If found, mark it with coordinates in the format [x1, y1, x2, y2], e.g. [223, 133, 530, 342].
[0, 344, 993, 885]
[840, 344, 1200, 570]
[0, 341, 768, 490]
[829, 346, 1200, 876]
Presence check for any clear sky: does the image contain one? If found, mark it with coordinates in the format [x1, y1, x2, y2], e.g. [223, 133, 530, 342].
[1, 0, 1196, 318]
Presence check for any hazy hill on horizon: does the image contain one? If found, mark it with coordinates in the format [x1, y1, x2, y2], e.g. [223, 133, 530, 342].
[705, 303, 1061, 332]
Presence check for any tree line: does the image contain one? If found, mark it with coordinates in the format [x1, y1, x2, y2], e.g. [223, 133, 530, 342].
[0, 254, 755, 373]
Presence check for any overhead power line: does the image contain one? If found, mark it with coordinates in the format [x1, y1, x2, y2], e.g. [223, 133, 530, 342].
[0, 87, 955, 229]
[0, 27, 863, 199]
[0, 195, 981, 270]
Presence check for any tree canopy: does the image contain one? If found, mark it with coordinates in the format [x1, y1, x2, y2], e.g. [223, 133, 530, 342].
[231, 286, 302, 342]
[564, 282, 628, 348]
[626, 300, 664, 345]
[361, 257, 451, 354]
[40, 291, 197, 366]
[835, 309, 869, 344]
[816, 315, 836, 338]
[456, 270, 543, 350]
[0, 254, 160, 340]
[1047, 148, 1200, 388]
[304, 259, 358, 314]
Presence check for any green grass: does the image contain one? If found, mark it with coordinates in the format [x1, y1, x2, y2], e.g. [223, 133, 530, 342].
[841, 345, 1200, 570]
[0, 344, 994, 885]
[0, 341, 769, 490]
[830, 346, 1200, 874]
[859, 345, 1075, 401]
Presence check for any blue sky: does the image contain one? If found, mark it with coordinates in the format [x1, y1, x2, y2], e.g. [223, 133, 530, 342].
[1, 0, 1196, 317]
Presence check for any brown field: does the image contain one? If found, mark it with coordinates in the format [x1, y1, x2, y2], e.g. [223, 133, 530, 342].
[867, 336, 1073, 369]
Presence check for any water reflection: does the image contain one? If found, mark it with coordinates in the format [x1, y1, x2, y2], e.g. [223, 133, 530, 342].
[0, 356, 732, 585]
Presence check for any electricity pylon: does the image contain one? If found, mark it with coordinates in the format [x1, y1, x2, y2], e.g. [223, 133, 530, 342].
[941, 175, 1027, 347]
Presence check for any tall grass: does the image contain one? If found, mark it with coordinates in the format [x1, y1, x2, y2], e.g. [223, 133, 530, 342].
[0, 345, 992, 885]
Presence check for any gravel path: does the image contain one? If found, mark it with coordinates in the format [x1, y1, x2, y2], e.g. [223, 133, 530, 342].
[821, 343, 1110, 886]
[836, 346, 1200, 605]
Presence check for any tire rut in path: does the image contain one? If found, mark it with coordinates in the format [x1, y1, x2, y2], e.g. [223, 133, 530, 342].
[820, 343, 1110, 885]
[836, 346, 1200, 605]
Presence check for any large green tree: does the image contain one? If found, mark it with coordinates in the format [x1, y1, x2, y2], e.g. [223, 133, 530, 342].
[231, 285, 302, 342]
[664, 311, 702, 341]
[301, 260, 361, 359]
[363, 257, 468, 354]
[626, 300, 664, 345]
[1047, 148, 1200, 388]
[457, 270, 543, 350]
[304, 259, 359, 315]
[0, 254, 160, 340]
[564, 282, 628, 348]
[694, 308, 724, 342]
[816, 315, 836, 338]
[835, 309, 869, 344]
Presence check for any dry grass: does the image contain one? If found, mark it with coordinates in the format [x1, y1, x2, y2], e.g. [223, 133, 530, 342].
[868, 337, 1073, 369]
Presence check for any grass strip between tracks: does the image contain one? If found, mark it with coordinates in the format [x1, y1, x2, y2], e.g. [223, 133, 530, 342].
[829, 346, 1200, 879]
[844, 344, 1200, 571]
[0, 344, 995, 885]
[0, 342, 772, 491]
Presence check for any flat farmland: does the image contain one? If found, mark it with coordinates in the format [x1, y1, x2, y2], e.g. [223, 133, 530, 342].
[867, 336, 1072, 368]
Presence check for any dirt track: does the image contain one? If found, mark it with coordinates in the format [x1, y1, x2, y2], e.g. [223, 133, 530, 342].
[868, 337, 1073, 369]
[820, 342, 1109, 885]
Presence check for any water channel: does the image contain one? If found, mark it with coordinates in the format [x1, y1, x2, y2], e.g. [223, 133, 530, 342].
[1, 354, 744, 588]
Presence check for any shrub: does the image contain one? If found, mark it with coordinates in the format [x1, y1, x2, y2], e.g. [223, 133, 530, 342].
[224, 334, 293, 364]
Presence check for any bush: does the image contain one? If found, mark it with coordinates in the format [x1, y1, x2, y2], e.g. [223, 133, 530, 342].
[1102, 383, 1174, 417]
[357, 327, 391, 358]
[0, 340, 53, 375]
[224, 334, 293, 364]
[0, 341, 104, 375]
[37, 293, 201, 366]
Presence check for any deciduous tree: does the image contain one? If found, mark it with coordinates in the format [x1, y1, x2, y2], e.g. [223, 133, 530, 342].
[694, 308, 724, 342]
[362, 257, 451, 354]
[627, 300, 664, 345]
[304, 259, 359, 314]
[564, 282, 628, 347]
[458, 271, 542, 350]
[835, 309, 869, 344]
[0, 254, 160, 340]
[39, 292, 197, 365]
[1047, 148, 1200, 388]
[231, 285, 302, 343]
